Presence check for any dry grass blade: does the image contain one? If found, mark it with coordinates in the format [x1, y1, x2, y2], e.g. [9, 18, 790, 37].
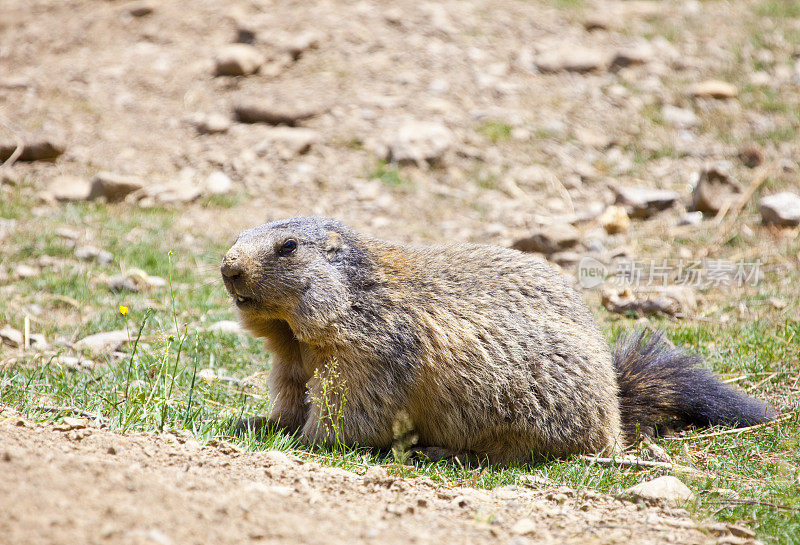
[668, 413, 795, 442]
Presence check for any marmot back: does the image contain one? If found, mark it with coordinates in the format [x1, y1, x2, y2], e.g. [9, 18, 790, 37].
[221, 216, 776, 465]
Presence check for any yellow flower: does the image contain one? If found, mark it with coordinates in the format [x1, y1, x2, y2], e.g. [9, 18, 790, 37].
[118, 305, 129, 316]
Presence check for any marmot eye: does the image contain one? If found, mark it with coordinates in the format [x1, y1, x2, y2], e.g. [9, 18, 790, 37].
[278, 239, 298, 256]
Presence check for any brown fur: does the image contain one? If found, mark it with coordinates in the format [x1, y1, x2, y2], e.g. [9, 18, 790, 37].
[221, 217, 773, 465]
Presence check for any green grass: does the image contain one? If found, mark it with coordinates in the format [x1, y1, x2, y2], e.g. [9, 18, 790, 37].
[1, 188, 799, 544]
[477, 120, 512, 143]
[755, 0, 800, 18]
[368, 161, 408, 188]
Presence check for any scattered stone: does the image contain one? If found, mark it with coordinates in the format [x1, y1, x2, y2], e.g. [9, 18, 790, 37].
[536, 48, 609, 73]
[108, 269, 167, 292]
[662, 105, 700, 129]
[54, 417, 89, 431]
[74, 245, 113, 264]
[233, 102, 321, 126]
[363, 466, 392, 486]
[56, 356, 97, 370]
[691, 166, 743, 215]
[214, 44, 265, 76]
[207, 320, 242, 334]
[511, 223, 580, 255]
[759, 192, 800, 227]
[28, 333, 48, 349]
[125, 1, 154, 17]
[601, 287, 694, 318]
[14, 264, 39, 279]
[76, 330, 129, 351]
[726, 524, 756, 539]
[0, 139, 64, 162]
[690, 80, 737, 99]
[262, 450, 292, 466]
[620, 476, 694, 506]
[45, 175, 92, 202]
[255, 127, 320, 157]
[599, 205, 631, 235]
[234, 24, 257, 44]
[285, 32, 320, 60]
[642, 442, 670, 462]
[737, 144, 764, 168]
[614, 186, 681, 218]
[678, 211, 704, 226]
[204, 171, 233, 195]
[768, 297, 787, 309]
[89, 171, 145, 202]
[0, 325, 24, 347]
[610, 43, 654, 70]
[194, 113, 231, 135]
[385, 120, 453, 166]
[708, 488, 740, 501]
[55, 227, 81, 240]
[583, 17, 610, 31]
[511, 518, 539, 536]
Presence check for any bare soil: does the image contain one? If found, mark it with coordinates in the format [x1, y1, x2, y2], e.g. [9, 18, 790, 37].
[0, 410, 717, 545]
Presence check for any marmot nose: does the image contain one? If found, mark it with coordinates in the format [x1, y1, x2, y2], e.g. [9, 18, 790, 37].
[220, 258, 243, 279]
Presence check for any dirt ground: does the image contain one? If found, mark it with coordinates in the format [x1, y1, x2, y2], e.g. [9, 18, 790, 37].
[0, 410, 721, 545]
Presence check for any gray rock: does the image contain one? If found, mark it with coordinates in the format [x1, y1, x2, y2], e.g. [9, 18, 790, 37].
[214, 44, 264, 76]
[737, 144, 764, 168]
[678, 211, 704, 226]
[690, 80, 737, 99]
[255, 127, 320, 157]
[511, 518, 539, 536]
[385, 120, 453, 165]
[0, 139, 64, 162]
[46, 175, 92, 202]
[285, 32, 320, 60]
[760, 192, 800, 227]
[662, 105, 700, 129]
[89, 171, 145, 202]
[75, 330, 129, 351]
[621, 476, 694, 506]
[536, 48, 609, 73]
[125, 1, 154, 17]
[204, 171, 233, 195]
[14, 264, 39, 279]
[600, 205, 630, 234]
[363, 466, 392, 486]
[610, 43, 654, 69]
[74, 245, 113, 264]
[511, 224, 580, 255]
[0, 325, 23, 347]
[194, 113, 231, 135]
[234, 102, 320, 126]
[615, 186, 681, 218]
[108, 270, 167, 292]
[55, 227, 81, 240]
[691, 166, 743, 215]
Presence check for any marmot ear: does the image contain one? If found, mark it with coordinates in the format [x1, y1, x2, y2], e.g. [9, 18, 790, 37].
[324, 231, 345, 262]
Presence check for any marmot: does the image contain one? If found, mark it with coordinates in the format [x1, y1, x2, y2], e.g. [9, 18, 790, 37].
[221, 216, 776, 464]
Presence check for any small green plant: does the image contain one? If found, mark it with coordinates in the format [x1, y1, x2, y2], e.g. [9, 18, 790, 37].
[478, 120, 512, 143]
[308, 358, 349, 451]
[755, 0, 800, 18]
[391, 410, 419, 465]
[368, 161, 407, 187]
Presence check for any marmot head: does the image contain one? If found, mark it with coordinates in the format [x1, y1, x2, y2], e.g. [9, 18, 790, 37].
[221, 217, 371, 340]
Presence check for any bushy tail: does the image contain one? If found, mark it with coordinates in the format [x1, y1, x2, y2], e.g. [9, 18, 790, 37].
[613, 330, 777, 441]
